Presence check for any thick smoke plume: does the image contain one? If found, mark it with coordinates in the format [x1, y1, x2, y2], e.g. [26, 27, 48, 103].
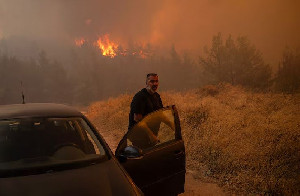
[0, 0, 299, 105]
[0, 0, 299, 63]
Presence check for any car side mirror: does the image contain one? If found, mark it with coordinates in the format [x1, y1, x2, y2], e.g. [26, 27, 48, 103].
[117, 146, 143, 162]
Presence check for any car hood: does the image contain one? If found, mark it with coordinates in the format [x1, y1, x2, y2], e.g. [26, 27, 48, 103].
[0, 158, 139, 196]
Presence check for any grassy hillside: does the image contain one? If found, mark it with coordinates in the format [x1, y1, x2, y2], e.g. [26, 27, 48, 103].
[87, 84, 300, 195]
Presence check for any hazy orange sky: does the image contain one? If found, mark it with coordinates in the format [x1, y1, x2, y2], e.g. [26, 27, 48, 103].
[0, 0, 299, 65]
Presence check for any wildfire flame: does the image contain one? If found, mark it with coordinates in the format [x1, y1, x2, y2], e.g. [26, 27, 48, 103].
[74, 34, 151, 59]
[74, 38, 85, 47]
[95, 34, 118, 58]
[138, 50, 147, 59]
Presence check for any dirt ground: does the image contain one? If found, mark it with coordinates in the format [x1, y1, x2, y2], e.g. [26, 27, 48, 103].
[180, 170, 225, 196]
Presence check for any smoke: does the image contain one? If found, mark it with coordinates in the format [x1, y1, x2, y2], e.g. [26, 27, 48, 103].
[148, 0, 300, 64]
[0, 0, 299, 64]
[0, 0, 299, 104]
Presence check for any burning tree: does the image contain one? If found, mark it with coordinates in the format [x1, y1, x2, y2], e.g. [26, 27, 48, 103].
[95, 34, 118, 58]
[73, 34, 153, 59]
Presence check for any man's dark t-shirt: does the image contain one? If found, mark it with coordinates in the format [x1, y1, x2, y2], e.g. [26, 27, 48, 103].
[129, 88, 163, 129]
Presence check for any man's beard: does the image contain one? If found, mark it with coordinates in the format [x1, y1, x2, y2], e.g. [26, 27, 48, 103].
[151, 86, 158, 91]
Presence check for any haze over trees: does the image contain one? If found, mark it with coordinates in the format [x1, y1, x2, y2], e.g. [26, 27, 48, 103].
[199, 33, 272, 89]
[0, 33, 299, 105]
[275, 48, 300, 93]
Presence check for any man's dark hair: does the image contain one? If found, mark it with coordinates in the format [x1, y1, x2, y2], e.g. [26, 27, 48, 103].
[146, 73, 158, 84]
[146, 73, 158, 78]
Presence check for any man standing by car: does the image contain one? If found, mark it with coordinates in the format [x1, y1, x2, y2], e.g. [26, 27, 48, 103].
[128, 73, 163, 131]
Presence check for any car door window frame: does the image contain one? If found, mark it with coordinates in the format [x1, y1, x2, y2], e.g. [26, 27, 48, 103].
[116, 105, 182, 156]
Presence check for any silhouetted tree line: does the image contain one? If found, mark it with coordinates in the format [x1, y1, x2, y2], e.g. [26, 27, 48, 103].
[199, 33, 300, 92]
[66, 42, 200, 104]
[275, 48, 300, 93]
[0, 50, 71, 104]
[199, 33, 272, 89]
[0, 41, 200, 105]
[0, 33, 299, 105]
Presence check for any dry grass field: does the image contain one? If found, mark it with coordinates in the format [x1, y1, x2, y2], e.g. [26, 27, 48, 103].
[87, 84, 300, 195]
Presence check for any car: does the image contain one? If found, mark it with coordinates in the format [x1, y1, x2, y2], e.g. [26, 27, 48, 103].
[0, 103, 185, 196]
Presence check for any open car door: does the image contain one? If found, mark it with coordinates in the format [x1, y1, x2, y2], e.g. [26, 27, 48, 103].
[115, 105, 185, 196]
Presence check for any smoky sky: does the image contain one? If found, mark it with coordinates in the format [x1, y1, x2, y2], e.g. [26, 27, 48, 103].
[0, 0, 299, 64]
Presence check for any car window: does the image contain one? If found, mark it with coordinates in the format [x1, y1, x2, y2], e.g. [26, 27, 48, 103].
[125, 107, 177, 151]
[0, 117, 106, 173]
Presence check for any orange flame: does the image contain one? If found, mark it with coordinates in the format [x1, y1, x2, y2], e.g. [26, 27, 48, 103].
[74, 38, 85, 47]
[95, 34, 118, 58]
[74, 34, 151, 58]
[138, 50, 147, 59]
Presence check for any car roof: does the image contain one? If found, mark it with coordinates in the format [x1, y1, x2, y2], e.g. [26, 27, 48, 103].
[0, 103, 83, 119]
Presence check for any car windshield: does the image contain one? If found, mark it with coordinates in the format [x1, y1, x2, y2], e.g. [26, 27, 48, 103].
[0, 117, 106, 174]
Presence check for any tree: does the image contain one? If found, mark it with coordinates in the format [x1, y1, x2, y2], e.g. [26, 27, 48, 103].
[37, 50, 49, 67]
[275, 48, 300, 93]
[200, 33, 272, 89]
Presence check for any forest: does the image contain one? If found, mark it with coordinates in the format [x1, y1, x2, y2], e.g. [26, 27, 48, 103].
[0, 33, 299, 105]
